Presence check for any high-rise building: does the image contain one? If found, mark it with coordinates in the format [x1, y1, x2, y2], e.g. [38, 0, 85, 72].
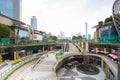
[85, 22, 88, 40]
[0, 0, 21, 20]
[88, 34, 91, 40]
[82, 34, 86, 39]
[31, 16, 37, 30]
[60, 32, 65, 39]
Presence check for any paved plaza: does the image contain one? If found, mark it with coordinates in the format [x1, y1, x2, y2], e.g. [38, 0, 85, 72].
[0, 43, 117, 80]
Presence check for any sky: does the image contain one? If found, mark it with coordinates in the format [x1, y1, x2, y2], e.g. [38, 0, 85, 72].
[22, 0, 115, 37]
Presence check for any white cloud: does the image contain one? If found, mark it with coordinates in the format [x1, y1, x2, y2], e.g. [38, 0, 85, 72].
[22, 0, 115, 37]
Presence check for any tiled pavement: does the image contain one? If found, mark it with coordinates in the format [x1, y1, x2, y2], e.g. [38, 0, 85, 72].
[5, 43, 108, 80]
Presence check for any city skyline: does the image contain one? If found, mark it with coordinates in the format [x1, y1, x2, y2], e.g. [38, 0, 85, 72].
[22, 0, 115, 37]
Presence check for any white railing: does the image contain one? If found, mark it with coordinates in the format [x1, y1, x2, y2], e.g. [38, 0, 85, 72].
[0, 52, 43, 80]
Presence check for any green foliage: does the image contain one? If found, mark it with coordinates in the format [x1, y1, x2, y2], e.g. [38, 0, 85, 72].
[49, 36, 58, 41]
[55, 52, 63, 56]
[72, 35, 82, 41]
[0, 23, 10, 38]
[98, 21, 103, 27]
[3, 58, 37, 80]
[21, 57, 26, 61]
[12, 59, 21, 65]
[104, 16, 113, 23]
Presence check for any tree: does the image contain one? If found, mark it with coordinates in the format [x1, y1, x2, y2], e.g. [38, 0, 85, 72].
[0, 23, 10, 38]
[72, 35, 82, 41]
[46, 35, 58, 42]
[104, 16, 113, 23]
[49, 36, 58, 41]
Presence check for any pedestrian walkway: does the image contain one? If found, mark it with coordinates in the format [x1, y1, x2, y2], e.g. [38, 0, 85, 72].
[33, 54, 57, 71]
[9, 53, 57, 80]
[68, 43, 80, 52]
[4, 43, 113, 80]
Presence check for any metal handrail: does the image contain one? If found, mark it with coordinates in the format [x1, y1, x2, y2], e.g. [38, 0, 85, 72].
[0, 52, 42, 79]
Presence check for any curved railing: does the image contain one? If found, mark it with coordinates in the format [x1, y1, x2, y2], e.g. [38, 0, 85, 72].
[0, 52, 43, 80]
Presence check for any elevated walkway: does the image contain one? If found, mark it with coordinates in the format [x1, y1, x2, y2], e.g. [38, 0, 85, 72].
[6, 43, 118, 80]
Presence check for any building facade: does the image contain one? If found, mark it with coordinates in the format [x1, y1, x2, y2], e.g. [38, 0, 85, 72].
[0, 0, 21, 20]
[31, 16, 37, 30]
[85, 22, 88, 40]
[113, 0, 120, 80]
[113, 0, 120, 36]
[99, 22, 119, 43]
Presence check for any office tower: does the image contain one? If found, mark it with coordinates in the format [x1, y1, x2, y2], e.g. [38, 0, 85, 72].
[0, 0, 21, 20]
[85, 22, 88, 40]
[31, 16, 37, 30]
[13, 0, 21, 20]
[82, 34, 86, 39]
[88, 34, 91, 40]
[60, 32, 65, 39]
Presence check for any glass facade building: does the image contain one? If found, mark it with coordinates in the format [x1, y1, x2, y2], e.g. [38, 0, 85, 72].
[0, 0, 21, 20]
[0, 0, 13, 18]
[99, 22, 119, 43]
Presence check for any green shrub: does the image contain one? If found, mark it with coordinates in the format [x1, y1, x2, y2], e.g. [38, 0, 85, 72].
[12, 59, 21, 65]
[55, 52, 63, 56]
[3, 58, 38, 80]
[21, 57, 26, 61]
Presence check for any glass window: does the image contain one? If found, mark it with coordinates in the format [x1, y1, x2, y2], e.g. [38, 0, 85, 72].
[0, 0, 13, 18]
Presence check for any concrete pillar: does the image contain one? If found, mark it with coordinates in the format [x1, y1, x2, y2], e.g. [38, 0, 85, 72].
[106, 64, 109, 78]
[95, 48, 98, 53]
[81, 42, 84, 49]
[42, 46, 44, 52]
[85, 41, 89, 52]
[50, 46, 52, 51]
[0, 54, 2, 63]
[101, 59, 103, 69]
[14, 51, 19, 60]
[14, 51, 16, 60]
[104, 48, 106, 52]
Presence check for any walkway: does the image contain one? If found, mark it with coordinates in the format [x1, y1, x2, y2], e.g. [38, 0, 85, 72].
[4, 43, 117, 80]
[9, 53, 57, 80]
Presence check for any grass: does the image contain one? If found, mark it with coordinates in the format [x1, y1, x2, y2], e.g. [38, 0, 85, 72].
[55, 52, 63, 57]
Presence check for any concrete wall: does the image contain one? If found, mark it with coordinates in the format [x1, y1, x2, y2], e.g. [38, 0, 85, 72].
[0, 16, 13, 26]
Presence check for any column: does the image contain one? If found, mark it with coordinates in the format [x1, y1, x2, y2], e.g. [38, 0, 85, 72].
[0, 54, 2, 63]
[101, 59, 103, 69]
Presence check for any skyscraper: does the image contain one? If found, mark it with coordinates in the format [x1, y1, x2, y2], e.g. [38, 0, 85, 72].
[31, 16, 37, 30]
[85, 22, 88, 40]
[0, 0, 21, 20]
[60, 32, 65, 39]
[13, 0, 21, 20]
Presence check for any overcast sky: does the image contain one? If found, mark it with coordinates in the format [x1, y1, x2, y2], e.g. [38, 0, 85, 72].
[22, 0, 115, 37]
